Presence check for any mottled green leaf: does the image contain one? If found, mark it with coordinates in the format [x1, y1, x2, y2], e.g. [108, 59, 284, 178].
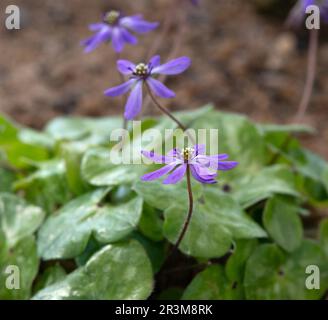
[234, 165, 300, 208]
[37, 189, 143, 260]
[244, 241, 328, 300]
[33, 264, 66, 294]
[263, 196, 303, 252]
[33, 241, 153, 300]
[14, 160, 71, 213]
[0, 235, 39, 300]
[0, 193, 45, 247]
[182, 265, 242, 300]
[164, 189, 266, 259]
[81, 147, 143, 187]
[134, 179, 203, 211]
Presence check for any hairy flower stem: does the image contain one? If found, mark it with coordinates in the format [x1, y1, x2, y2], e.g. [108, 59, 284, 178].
[295, 28, 319, 121]
[168, 165, 194, 263]
[145, 83, 196, 144]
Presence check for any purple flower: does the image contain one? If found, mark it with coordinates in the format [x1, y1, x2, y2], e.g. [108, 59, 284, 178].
[190, 0, 200, 6]
[82, 11, 159, 53]
[141, 145, 238, 185]
[104, 56, 191, 120]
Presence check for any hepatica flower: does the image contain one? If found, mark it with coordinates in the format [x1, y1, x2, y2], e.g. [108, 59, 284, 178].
[141, 145, 238, 184]
[82, 11, 159, 53]
[190, 0, 200, 6]
[104, 56, 191, 120]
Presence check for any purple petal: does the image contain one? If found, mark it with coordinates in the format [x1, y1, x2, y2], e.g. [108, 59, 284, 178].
[117, 60, 136, 75]
[120, 16, 159, 33]
[195, 144, 206, 156]
[141, 163, 177, 181]
[149, 55, 161, 68]
[147, 78, 175, 99]
[81, 27, 112, 53]
[167, 148, 181, 157]
[190, 165, 217, 184]
[152, 57, 191, 75]
[89, 23, 107, 31]
[124, 81, 143, 120]
[104, 79, 136, 97]
[141, 150, 175, 164]
[163, 164, 187, 184]
[111, 27, 124, 52]
[217, 161, 239, 171]
[120, 28, 138, 45]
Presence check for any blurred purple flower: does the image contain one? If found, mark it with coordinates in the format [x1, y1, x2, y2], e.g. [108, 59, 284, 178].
[82, 11, 159, 53]
[190, 0, 200, 6]
[288, 0, 328, 26]
[104, 56, 191, 120]
[141, 145, 238, 184]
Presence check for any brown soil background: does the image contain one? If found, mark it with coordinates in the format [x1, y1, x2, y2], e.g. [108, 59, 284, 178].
[0, 0, 327, 158]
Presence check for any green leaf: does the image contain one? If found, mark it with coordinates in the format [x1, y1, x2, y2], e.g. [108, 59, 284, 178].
[225, 239, 258, 283]
[0, 115, 49, 168]
[244, 241, 328, 300]
[132, 232, 165, 273]
[263, 196, 303, 252]
[19, 129, 55, 150]
[81, 147, 143, 187]
[33, 264, 66, 294]
[163, 189, 266, 259]
[0, 193, 45, 247]
[133, 179, 203, 211]
[14, 160, 71, 214]
[234, 165, 301, 208]
[37, 189, 143, 260]
[0, 235, 39, 300]
[258, 123, 315, 135]
[138, 204, 163, 242]
[0, 167, 16, 192]
[33, 240, 153, 300]
[61, 141, 90, 195]
[182, 265, 242, 300]
[319, 219, 328, 257]
[45, 116, 122, 141]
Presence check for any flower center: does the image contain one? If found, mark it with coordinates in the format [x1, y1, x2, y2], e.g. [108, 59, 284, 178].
[182, 147, 195, 161]
[104, 10, 120, 25]
[133, 63, 149, 77]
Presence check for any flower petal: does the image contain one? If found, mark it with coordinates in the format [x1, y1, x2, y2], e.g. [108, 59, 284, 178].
[147, 78, 175, 98]
[117, 60, 136, 75]
[167, 148, 181, 157]
[194, 154, 230, 169]
[89, 23, 107, 31]
[124, 81, 143, 120]
[104, 79, 136, 97]
[120, 16, 159, 33]
[149, 55, 161, 68]
[111, 27, 124, 52]
[152, 56, 191, 75]
[217, 161, 239, 171]
[141, 150, 175, 164]
[163, 164, 187, 184]
[141, 163, 177, 181]
[81, 27, 112, 53]
[120, 28, 138, 44]
[195, 144, 206, 156]
[190, 165, 217, 184]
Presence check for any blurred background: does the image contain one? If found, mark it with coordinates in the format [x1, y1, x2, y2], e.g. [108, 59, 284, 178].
[0, 0, 327, 157]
